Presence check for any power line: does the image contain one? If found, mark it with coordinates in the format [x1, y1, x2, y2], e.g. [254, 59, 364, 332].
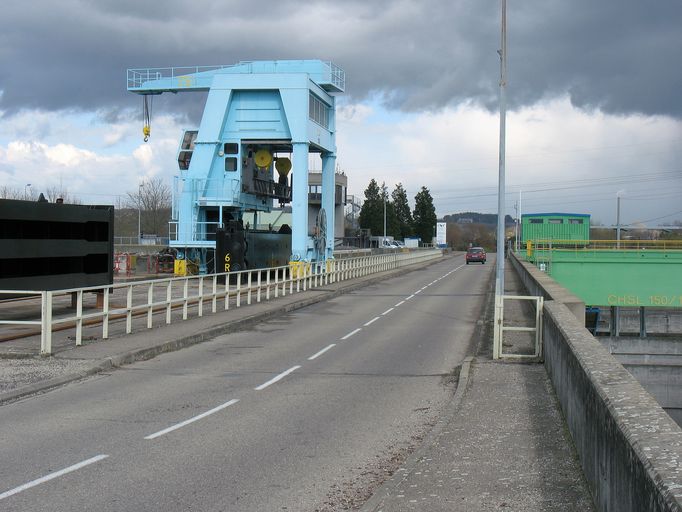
[625, 210, 682, 225]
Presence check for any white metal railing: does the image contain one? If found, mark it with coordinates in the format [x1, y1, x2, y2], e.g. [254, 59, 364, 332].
[0, 249, 442, 356]
[493, 295, 544, 360]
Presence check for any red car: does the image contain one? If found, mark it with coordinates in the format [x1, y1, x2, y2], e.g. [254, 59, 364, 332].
[466, 247, 486, 264]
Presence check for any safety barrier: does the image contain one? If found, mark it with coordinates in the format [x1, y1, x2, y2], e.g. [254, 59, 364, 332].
[0, 249, 442, 356]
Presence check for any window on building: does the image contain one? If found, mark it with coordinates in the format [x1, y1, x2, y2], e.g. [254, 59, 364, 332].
[224, 143, 239, 155]
[529, 219, 543, 224]
[549, 219, 563, 224]
[225, 157, 237, 172]
[309, 93, 329, 129]
[569, 218, 584, 224]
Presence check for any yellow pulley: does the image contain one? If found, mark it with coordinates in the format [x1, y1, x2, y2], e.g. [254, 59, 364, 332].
[275, 157, 292, 176]
[254, 149, 272, 168]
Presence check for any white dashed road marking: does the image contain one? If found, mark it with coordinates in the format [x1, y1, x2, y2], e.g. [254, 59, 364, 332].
[0, 455, 109, 501]
[145, 399, 240, 439]
[341, 328, 362, 340]
[308, 344, 336, 360]
[255, 366, 301, 391]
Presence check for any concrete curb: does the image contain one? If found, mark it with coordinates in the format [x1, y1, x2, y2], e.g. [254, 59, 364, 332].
[0, 359, 114, 404]
[359, 356, 475, 512]
[0, 256, 452, 406]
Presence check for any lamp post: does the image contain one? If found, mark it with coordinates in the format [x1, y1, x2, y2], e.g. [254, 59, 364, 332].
[382, 182, 387, 245]
[493, 0, 507, 359]
[24, 183, 31, 199]
[616, 193, 622, 249]
[138, 181, 144, 244]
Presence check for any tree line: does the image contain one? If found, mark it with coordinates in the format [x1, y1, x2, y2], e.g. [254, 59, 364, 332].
[357, 179, 437, 243]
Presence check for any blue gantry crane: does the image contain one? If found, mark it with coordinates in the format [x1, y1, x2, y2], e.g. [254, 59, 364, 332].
[127, 60, 345, 273]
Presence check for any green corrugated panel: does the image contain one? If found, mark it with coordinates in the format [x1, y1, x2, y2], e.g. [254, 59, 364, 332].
[521, 213, 589, 243]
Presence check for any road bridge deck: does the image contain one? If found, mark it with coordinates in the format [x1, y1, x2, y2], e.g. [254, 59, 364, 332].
[0, 253, 595, 511]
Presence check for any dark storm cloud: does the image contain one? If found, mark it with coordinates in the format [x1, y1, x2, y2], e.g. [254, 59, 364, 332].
[0, 0, 680, 118]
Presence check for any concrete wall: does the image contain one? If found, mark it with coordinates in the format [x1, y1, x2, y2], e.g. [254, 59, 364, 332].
[509, 251, 682, 512]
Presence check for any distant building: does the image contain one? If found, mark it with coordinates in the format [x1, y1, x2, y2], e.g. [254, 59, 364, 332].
[521, 212, 590, 244]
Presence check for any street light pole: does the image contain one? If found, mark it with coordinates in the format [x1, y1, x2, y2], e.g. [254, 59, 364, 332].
[24, 183, 31, 199]
[493, 0, 507, 358]
[383, 183, 387, 244]
[138, 181, 144, 244]
[616, 194, 621, 249]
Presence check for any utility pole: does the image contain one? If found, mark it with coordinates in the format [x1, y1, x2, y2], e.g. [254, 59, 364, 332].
[517, 189, 522, 253]
[138, 181, 144, 244]
[514, 200, 519, 253]
[616, 194, 621, 249]
[383, 182, 387, 244]
[493, 0, 507, 358]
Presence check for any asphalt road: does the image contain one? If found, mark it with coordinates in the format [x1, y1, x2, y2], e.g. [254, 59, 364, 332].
[0, 255, 493, 511]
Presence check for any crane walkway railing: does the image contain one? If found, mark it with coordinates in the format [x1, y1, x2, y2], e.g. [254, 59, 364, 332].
[0, 249, 442, 356]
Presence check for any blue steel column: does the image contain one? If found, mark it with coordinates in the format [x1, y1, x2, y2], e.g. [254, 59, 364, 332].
[291, 142, 310, 261]
[321, 152, 336, 259]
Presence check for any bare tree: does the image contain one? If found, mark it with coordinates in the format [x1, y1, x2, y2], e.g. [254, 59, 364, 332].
[127, 176, 172, 237]
[44, 186, 81, 204]
[0, 186, 22, 199]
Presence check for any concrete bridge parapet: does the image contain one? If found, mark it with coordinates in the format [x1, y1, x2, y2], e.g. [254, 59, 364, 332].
[509, 251, 682, 511]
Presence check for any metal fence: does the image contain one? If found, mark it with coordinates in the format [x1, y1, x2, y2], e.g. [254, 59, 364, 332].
[0, 250, 442, 356]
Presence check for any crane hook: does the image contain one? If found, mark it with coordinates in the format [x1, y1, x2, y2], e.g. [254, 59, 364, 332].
[142, 95, 152, 142]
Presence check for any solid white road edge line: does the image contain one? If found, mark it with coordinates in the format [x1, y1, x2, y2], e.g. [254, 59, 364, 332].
[308, 344, 336, 360]
[364, 316, 380, 326]
[254, 366, 302, 391]
[0, 454, 109, 501]
[341, 328, 362, 340]
[145, 399, 240, 440]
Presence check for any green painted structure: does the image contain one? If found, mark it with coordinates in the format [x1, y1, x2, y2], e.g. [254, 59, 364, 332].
[526, 245, 682, 307]
[521, 213, 590, 244]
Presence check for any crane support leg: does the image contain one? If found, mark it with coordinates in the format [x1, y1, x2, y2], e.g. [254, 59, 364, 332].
[291, 142, 310, 261]
[321, 152, 336, 260]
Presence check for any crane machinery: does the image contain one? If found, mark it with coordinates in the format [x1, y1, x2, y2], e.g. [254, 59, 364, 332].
[127, 60, 345, 274]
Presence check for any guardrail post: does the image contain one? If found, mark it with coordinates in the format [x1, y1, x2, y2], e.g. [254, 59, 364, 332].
[103, 287, 110, 338]
[147, 282, 154, 328]
[198, 277, 204, 317]
[183, 278, 189, 320]
[166, 281, 172, 323]
[224, 275, 230, 310]
[257, 271, 262, 303]
[266, 271, 270, 300]
[75, 290, 83, 346]
[126, 285, 133, 333]
[212, 275, 217, 313]
[40, 291, 53, 356]
[236, 273, 242, 308]
[247, 271, 252, 305]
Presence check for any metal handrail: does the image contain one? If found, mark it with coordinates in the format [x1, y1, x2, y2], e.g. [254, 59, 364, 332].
[0, 249, 442, 356]
[530, 239, 682, 252]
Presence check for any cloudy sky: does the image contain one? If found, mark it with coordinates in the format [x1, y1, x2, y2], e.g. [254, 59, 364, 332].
[0, 0, 680, 226]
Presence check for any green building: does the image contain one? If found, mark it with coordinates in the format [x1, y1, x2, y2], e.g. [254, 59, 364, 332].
[521, 213, 590, 244]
